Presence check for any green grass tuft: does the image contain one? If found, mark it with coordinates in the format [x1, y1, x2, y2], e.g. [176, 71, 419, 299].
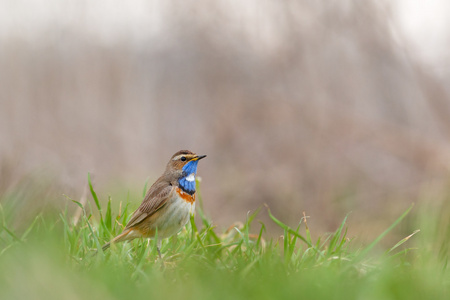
[0, 178, 449, 299]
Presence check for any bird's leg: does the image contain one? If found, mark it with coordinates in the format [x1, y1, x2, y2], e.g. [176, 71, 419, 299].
[156, 239, 166, 270]
[157, 239, 162, 259]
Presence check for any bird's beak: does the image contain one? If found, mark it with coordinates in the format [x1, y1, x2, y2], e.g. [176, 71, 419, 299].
[192, 154, 207, 161]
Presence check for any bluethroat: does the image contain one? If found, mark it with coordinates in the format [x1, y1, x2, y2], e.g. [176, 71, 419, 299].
[101, 150, 206, 257]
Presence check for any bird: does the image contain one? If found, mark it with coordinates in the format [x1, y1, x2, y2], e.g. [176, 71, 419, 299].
[101, 150, 206, 257]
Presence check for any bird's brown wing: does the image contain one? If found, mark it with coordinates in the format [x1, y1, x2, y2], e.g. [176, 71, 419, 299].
[124, 180, 174, 230]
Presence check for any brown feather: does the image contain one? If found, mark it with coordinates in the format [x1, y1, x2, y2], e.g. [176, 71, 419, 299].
[124, 178, 174, 230]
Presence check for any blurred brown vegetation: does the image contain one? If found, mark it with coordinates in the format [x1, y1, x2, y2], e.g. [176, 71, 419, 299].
[1, 0, 450, 239]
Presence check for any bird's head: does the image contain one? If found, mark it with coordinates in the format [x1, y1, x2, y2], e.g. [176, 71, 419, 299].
[166, 150, 206, 194]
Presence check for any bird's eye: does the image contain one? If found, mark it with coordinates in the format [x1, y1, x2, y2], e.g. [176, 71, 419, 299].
[181, 156, 186, 161]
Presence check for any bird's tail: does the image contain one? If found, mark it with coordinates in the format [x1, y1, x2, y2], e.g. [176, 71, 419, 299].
[101, 242, 111, 251]
[100, 229, 133, 252]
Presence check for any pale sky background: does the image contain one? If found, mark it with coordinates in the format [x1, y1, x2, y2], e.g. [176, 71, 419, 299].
[0, 0, 448, 74]
[393, 0, 449, 76]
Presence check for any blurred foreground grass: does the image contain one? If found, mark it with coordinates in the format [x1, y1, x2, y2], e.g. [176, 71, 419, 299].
[0, 178, 449, 300]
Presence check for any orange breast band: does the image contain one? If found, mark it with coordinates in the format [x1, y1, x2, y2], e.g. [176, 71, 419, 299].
[176, 187, 196, 204]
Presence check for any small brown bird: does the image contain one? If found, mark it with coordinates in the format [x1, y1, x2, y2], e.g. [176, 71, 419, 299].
[101, 150, 206, 257]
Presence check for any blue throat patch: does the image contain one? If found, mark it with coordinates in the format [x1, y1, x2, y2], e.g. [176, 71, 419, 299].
[178, 160, 199, 195]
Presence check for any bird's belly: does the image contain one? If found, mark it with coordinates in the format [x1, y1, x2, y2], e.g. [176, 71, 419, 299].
[151, 190, 195, 238]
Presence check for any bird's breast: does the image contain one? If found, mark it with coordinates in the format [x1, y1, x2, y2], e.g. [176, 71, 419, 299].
[144, 187, 194, 239]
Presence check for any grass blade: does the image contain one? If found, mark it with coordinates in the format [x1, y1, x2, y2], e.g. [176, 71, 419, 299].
[142, 177, 149, 198]
[358, 204, 414, 259]
[387, 229, 420, 254]
[267, 207, 312, 247]
[21, 215, 42, 240]
[88, 173, 102, 216]
[105, 196, 112, 232]
[328, 214, 349, 255]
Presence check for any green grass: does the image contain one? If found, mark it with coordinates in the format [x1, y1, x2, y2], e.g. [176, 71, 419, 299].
[0, 178, 449, 300]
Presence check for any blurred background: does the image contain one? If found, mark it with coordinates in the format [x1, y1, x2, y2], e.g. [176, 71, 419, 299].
[1, 0, 450, 241]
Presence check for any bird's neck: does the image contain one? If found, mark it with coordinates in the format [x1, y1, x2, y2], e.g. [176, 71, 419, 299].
[178, 161, 198, 195]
